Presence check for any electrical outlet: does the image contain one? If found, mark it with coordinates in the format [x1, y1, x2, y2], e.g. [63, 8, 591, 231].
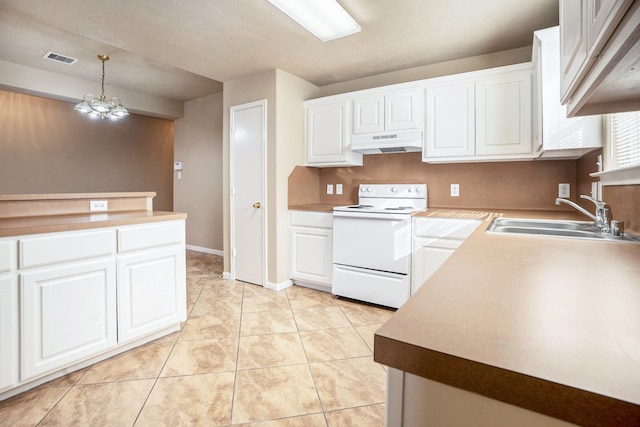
[558, 183, 570, 198]
[336, 184, 343, 195]
[326, 184, 334, 195]
[450, 184, 460, 197]
[90, 200, 108, 211]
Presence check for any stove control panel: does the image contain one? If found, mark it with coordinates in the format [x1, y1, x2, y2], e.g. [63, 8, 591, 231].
[359, 184, 426, 199]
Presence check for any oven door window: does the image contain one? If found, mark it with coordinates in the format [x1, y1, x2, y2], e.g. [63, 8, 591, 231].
[333, 213, 411, 274]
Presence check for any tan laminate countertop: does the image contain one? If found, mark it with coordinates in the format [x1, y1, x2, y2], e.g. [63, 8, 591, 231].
[0, 210, 187, 238]
[374, 213, 640, 427]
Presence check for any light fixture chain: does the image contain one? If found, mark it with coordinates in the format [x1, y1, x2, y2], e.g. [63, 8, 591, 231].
[101, 57, 106, 100]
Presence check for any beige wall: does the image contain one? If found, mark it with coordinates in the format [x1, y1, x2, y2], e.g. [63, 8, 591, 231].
[273, 69, 320, 283]
[222, 69, 319, 285]
[223, 70, 278, 280]
[0, 89, 174, 210]
[174, 92, 224, 252]
[318, 46, 531, 97]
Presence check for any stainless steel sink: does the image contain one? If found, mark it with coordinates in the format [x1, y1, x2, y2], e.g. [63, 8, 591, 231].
[486, 218, 640, 242]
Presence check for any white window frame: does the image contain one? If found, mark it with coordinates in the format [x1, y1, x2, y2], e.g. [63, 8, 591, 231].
[590, 111, 640, 185]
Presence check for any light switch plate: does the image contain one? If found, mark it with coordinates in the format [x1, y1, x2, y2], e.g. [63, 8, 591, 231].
[336, 184, 343, 195]
[558, 183, 570, 198]
[326, 184, 334, 195]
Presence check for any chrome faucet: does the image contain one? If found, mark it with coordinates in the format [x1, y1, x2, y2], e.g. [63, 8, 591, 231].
[555, 195, 610, 233]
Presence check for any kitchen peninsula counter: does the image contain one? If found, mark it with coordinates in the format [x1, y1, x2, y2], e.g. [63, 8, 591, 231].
[374, 213, 640, 426]
[0, 210, 187, 238]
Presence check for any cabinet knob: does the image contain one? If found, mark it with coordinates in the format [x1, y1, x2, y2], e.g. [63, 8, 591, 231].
[252, 202, 261, 209]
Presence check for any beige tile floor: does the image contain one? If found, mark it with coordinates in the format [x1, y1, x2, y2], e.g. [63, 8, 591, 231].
[0, 250, 395, 426]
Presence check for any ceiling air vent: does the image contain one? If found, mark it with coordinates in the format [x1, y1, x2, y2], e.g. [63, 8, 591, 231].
[42, 51, 78, 65]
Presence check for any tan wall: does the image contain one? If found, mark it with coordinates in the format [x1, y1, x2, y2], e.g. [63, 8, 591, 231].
[174, 92, 224, 252]
[222, 70, 278, 279]
[0, 90, 174, 210]
[222, 69, 319, 284]
[318, 47, 531, 97]
[295, 153, 576, 211]
[273, 69, 320, 283]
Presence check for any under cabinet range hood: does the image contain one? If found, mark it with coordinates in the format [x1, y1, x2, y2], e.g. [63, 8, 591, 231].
[351, 130, 423, 154]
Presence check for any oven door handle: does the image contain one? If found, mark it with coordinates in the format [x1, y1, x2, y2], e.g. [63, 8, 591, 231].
[333, 211, 409, 221]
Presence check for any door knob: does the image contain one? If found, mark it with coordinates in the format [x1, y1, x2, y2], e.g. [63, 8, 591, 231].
[253, 202, 261, 209]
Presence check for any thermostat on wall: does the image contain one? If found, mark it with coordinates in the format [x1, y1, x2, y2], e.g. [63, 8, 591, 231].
[174, 162, 183, 171]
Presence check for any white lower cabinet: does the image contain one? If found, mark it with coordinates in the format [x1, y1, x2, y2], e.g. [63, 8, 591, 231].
[117, 246, 186, 344]
[411, 218, 481, 294]
[0, 219, 186, 399]
[0, 274, 17, 391]
[290, 211, 333, 291]
[20, 259, 117, 380]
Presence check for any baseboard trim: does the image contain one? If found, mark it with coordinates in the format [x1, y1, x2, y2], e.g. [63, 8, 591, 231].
[265, 279, 293, 291]
[186, 245, 223, 256]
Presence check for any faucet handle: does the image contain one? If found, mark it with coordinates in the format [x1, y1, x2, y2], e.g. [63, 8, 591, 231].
[580, 194, 608, 209]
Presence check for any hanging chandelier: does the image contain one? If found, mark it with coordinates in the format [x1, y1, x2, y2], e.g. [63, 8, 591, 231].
[74, 54, 129, 119]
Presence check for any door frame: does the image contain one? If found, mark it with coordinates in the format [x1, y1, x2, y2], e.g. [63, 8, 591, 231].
[229, 99, 267, 285]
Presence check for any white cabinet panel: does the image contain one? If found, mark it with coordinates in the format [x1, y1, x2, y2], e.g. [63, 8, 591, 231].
[290, 211, 333, 288]
[412, 218, 480, 294]
[0, 275, 17, 391]
[117, 246, 186, 344]
[0, 240, 16, 273]
[353, 95, 384, 134]
[290, 227, 332, 285]
[118, 221, 184, 253]
[19, 229, 115, 269]
[21, 259, 117, 380]
[305, 99, 362, 167]
[424, 82, 475, 159]
[476, 70, 532, 156]
[560, 0, 590, 102]
[587, 0, 633, 55]
[385, 89, 422, 131]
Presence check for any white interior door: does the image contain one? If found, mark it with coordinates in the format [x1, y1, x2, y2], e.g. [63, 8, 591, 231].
[231, 100, 266, 285]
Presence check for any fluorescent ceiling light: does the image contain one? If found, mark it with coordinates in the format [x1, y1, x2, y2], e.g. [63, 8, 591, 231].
[268, 0, 361, 42]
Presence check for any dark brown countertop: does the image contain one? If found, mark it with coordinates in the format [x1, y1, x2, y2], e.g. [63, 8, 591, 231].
[0, 210, 187, 238]
[374, 213, 640, 427]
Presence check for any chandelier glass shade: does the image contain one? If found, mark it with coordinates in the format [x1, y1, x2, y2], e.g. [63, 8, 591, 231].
[74, 54, 129, 119]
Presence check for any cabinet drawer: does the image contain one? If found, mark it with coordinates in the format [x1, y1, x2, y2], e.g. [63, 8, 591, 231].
[118, 221, 185, 253]
[0, 240, 16, 273]
[20, 230, 116, 269]
[413, 218, 481, 239]
[290, 211, 333, 229]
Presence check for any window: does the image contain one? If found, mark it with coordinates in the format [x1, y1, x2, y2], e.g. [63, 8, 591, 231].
[605, 111, 640, 170]
[595, 111, 640, 185]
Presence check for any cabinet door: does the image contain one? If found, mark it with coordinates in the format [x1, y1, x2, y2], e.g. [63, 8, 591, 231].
[560, 0, 590, 102]
[353, 95, 384, 134]
[21, 260, 117, 380]
[424, 82, 475, 159]
[290, 227, 333, 285]
[411, 240, 459, 295]
[306, 100, 362, 166]
[385, 89, 422, 131]
[117, 246, 186, 344]
[587, 0, 633, 56]
[0, 275, 17, 391]
[476, 69, 532, 156]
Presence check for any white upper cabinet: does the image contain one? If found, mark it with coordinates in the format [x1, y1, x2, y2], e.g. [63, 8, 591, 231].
[353, 88, 422, 134]
[560, 0, 638, 116]
[353, 94, 384, 134]
[533, 26, 602, 159]
[424, 82, 475, 159]
[475, 68, 532, 156]
[423, 63, 534, 162]
[305, 98, 363, 167]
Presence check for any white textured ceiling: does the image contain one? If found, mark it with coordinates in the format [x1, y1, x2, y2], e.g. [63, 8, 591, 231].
[0, 0, 558, 102]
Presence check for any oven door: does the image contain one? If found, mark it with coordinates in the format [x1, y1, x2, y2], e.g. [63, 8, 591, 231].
[333, 211, 411, 274]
